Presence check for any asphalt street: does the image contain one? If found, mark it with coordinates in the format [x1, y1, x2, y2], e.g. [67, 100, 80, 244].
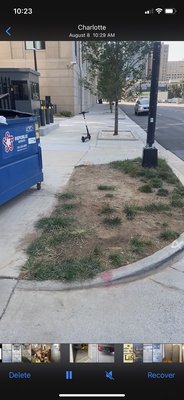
[120, 103, 184, 161]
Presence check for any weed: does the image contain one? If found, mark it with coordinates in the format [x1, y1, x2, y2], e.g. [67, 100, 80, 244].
[110, 158, 143, 177]
[159, 229, 179, 240]
[24, 256, 101, 281]
[105, 193, 114, 198]
[59, 110, 72, 117]
[138, 184, 152, 193]
[162, 222, 168, 228]
[57, 192, 76, 200]
[130, 235, 152, 254]
[124, 204, 139, 220]
[173, 185, 184, 197]
[170, 196, 184, 207]
[35, 216, 74, 230]
[150, 178, 163, 188]
[60, 203, 79, 210]
[100, 205, 115, 214]
[157, 159, 179, 184]
[109, 253, 124, 266]
[98, 185, 115, 191]
[156, 188, 169, 197]
[27, 237, 48, 255]
[93, 245, 103, 256]
[103, 216, 122, 226]
[143, 203, 170, 212]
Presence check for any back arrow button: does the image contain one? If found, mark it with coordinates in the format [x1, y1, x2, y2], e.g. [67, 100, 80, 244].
[5, 27, 11, 36]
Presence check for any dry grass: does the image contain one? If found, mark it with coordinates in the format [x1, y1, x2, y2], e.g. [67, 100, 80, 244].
[21, 158, 184, 281]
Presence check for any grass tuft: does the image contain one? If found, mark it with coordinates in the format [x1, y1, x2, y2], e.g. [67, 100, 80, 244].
[105, 193, 114, 198]
[24, 256, 101, 281]
[170, 196, 184, 207]
[143, 203, 170, 212]
[130, 235, 152, 254]
[156, 188, 169, 197]
[60, 203, 79, 210]
[35, 216, 74, 230]
[110, 158, 143, 177]
[97, 184, 115, 191]
[100, 205, 115, 214]
[150, 178, 163, 188]
[124, 204, 139, 220]
[57, 192, 76, 200]
[110, 158, 179, 185]
[173, 185, 184, 197]
[103, 216, 122, 226]
[109, 253, 124, 266]
[138, 184, 152, 193]
[159, 229, 179, 240]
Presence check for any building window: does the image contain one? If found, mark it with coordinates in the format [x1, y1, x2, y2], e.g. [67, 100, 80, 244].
[12, 81, 29, 100]
[30, 82, 40, 100]
[25, 41, 45, 50]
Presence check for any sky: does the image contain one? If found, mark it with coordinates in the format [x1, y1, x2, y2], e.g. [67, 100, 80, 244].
[163, 41, 184, 61]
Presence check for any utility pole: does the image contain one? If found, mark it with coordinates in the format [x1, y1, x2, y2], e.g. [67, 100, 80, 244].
[142, 41, 161, 167]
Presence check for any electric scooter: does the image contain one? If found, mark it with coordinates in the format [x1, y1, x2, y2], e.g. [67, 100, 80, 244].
[80, 111, 91, 142]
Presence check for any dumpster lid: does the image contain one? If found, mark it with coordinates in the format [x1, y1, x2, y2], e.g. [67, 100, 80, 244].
[0, 108, 33, 118]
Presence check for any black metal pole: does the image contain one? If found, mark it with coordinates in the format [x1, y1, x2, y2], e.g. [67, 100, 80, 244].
[142, 41, 161, 167]
[79, 45, 83, 113]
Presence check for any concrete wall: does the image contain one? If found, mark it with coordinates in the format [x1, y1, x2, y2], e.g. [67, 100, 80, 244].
[0, 41, 96, 115]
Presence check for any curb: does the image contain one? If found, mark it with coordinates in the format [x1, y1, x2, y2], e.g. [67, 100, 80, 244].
[16, 232, 184, 292]
[39, 122, 60, 136]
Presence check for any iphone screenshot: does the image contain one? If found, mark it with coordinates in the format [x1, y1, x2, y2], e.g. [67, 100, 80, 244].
[0, 3, 183, 399]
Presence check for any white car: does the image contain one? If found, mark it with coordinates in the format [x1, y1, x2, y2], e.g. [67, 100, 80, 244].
[134, 97, 149, 115]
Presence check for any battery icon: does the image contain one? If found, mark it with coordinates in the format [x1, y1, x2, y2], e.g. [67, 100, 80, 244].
[165, 8, 176, 14]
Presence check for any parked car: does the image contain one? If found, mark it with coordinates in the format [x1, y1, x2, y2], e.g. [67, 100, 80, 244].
[134, 97, 149, 115]
[98, 344, 114, 354]
[167, 98, 183, 103]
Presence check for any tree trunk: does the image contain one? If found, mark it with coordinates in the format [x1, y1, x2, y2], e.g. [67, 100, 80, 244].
[113, 100, 118, 135]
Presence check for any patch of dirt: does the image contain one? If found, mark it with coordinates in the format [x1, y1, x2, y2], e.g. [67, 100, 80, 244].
[51, 163, 184, 269]
[21, 161, 184, 282]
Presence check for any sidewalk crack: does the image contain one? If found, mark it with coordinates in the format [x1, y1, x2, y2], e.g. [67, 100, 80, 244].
[150, 277, 184, 294]
[0, 280, 18, 321]
[170, 266, 184, 273]
[76, 148, 90, 166]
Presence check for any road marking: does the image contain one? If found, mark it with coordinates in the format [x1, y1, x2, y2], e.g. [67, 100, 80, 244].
[156, 122, 184, 129]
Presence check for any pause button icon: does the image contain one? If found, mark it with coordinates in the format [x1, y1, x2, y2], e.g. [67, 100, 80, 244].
[65, 371, 73, 380]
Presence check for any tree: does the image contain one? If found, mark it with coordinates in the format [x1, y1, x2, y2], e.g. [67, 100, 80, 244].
[168, 82, 182, 99]
[82, 41, 152, 135]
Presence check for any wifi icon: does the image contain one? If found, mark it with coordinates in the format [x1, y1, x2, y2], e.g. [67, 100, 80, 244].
[155, 7, 163, 14]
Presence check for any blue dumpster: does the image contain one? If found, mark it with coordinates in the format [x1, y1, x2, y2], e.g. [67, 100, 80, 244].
[0, 109, 43, 205]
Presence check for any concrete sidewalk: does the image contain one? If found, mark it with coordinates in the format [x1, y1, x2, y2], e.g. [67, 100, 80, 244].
[0, 103, 184, 342]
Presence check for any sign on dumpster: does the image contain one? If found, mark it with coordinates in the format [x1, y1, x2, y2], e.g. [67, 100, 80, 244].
[2, 123, 37, 159]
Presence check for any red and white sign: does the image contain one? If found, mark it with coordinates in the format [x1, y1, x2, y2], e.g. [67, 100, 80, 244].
[2, 131, 14, 152]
